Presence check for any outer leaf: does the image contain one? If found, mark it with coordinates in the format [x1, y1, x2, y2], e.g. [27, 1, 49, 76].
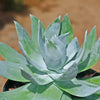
[79, 37, 100, 72]
[20, 68, 53, 85]
[45, 16, 61, 40]
[75, 30, 87, 64]
[0, 42, 27, 64]
[83, 76, 100, 95]
[66, 37, 79, 62]
[30, 15, 45, 53]
[83, 76, 100, 86]
[0, 61, 28, 82]
[61, 93, 72, 100]
[72, 94, 100, 100]
[33, 83, 63, 100]
[61, 14, 73, 44]
[0, 83, 37, 100]
[55, 78, 100, 97]
[0, 83, 62, 100]
[14, 21, 47, 71]
[82, 26, 96, 60]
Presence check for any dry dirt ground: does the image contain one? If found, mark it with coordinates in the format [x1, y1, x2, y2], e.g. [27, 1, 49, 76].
[0, 0, 100, 92]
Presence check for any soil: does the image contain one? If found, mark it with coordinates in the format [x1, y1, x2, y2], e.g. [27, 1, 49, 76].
[0, 0, 100, 92]
[3, 80, 26, 91]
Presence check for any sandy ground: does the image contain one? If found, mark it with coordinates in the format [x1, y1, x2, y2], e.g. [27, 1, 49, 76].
[0, 0, 100, 92]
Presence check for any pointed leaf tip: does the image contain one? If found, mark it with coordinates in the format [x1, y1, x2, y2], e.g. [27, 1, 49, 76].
[14, 20, 17, 25]
[30, 14, 33, 18]
[58, 15, 61, 21]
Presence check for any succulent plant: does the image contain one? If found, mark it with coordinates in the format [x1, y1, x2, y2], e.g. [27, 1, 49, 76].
[0, 14, 100, 100]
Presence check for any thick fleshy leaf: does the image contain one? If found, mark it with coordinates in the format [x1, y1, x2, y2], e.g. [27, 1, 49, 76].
[85, 37, 100, 70]
[75, 30, 87, 64]
[83, 76, 100, 95]
[82, 26, 96, 60]
[0, 83, 63, 100]
[20, 67, 53, 85]
[83, 76, 100, 85]
[38, 21, 45, 59]
[61, 61, 78, 80]
[30, 15, 45, 53]
[61, 14, 73, 44]
[79, 37, 100, 72]
[0, 61, 28, 82]
[58, 32, 69, 43]
[45, 16, 61, 40]
[61, 93, 72, 100]
[78, 53, 90, 72]
[66, 37, 79, 62]
[55, 78, 100, 97]
[49, 61, 78, 81]
[14, 21, 47, 71]
[72, 94, 100, 100]
[45, 39, 66, 72]
[33, 83, 63, 100]
[0, 42, 27, 64]
[0, 83, 37, 100]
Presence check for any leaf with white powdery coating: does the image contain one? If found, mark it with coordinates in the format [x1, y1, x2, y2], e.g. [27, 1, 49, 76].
[33, 83, 63, 100]
[45, 16, 61, 40]
[0, 61, 29, 82]
[30, 15, 45, 53]
[79, 37, 100, 72]
[20, 68, 53, 85]
[61, 93, 72, 100]
[55, 78, 100, 97]
[0, 42, 27, 64]
[14, 21, 47, 71]
[0, 83, 37, 100]
[66, 37, 79, 62]
[61, 14, 73, 44]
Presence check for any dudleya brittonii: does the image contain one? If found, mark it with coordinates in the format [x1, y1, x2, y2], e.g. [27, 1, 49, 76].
[0, 14, 100, 100]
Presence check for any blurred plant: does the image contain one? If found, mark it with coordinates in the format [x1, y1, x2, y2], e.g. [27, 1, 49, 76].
[3, 0, 23, 11]
[0, 14, 100, 100]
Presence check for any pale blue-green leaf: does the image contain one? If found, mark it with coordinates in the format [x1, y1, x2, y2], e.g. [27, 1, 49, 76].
[45, 16, 61, 40]
[61, 14, 73, 44]
[45, 39, 66, 72]
[75, 30, 87, 64]
[49, 61, 78, 81]
[77, 53, 90, 72]
[79, 37, 100, 72]
[14, 21, 47, 71]
[72, 94, 100, 100]
[61, 93, 72, 100]
[83, 76, 100, 95]
[66, 37, 79, 62]
[58, 32, 69, 43]
[55, 78, 100, 97]
[33, 83, 63, 100]
[0, 61, 29, 82]
[61, 61, 78, 80]
[30, 15, 45, 53]
[38, 21, 46, 59]
[0, 42, 27, 64]
[0, 83, 37, 100]
[85, 37, 100, 70]
[83, 76, 100, 86]
[20, 68, 53, 85]
[82, 26, 96, 61]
